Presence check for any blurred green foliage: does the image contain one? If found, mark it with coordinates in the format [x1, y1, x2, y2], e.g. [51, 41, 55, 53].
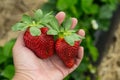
[0, 39, 15, 80]
[0, 0, 119, 80]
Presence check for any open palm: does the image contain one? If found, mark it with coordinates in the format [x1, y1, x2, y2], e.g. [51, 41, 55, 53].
[13, 12, 85, 80]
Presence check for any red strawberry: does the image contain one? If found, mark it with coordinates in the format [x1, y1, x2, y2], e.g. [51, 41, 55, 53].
[55, 38, 79, 68]
[12, 9, 55, 59]
[24, 27, 54, 59]
[49, 17, 84, 68]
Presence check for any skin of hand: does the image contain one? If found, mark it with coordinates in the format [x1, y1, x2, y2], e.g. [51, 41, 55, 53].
[12, 12, 85, 80]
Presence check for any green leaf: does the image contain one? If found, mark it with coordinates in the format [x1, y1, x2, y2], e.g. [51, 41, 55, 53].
[22, 14, 32, 24]
[47, 29, 58, 35]
[64, 35, 75, 46]
[71, 33, 81, 41]
[41, 12, 54, 23]
[12, 23, 27, 31]
[0, 47, 7, 64]
[41, 15, 53, 24]
[57, 0, 77, 10]
[44, 11, 53, 17]
[89, 46, 99, 62]
[81, 0, 99, 14]
[69, 30, 76, 33]
[36, 24, 44, 28]
[64, 75, 71, 80]
[89, 4, 99, 14]
[34, 9, 43, 21]
[3, 39, 15, 58]
[64, 32, 85, 46]
[0, 54, 7, 64]
[99, 5, 113, 19]
[2, 65, 15, 79]
[101, 0, 118, 4]
[76, 63, 88, 72]
[73, 33, 85, 40]
[101, 0, 107, 2]
[63, 18, 72, 30]
[49, 17, 59, 31]
[0, 46, 3, 53]
[81, 0, 93, 7]
[86, 36, 99, 62]
[60, 26, 65, 32]
[70, 33, 85, 40]
[30, 27, 41, 36]
[44, 24, 52, 29]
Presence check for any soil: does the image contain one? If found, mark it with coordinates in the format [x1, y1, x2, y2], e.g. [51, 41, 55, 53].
[0, 0, 46, 46]
[97, 6, 120, 80]
[97, 24, 120, 80]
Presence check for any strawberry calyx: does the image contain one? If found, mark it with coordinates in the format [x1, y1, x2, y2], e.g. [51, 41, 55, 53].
[12, 9, 54, 36]
[59, 29, 84, 46]
[49, 17, 85, 46]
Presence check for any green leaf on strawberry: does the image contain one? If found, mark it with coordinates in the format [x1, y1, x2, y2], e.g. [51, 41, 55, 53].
[49, 17, 59, 32]
[12, 23, 27, 31]
[47, 29, 58, 35]
[33, 9, 43, 21]
[63, 18, 72, 30]
[41, 12, 54, 23]
[64, 35, 75, 46]
[50, 17, 85, 46]
[30, 27, 41, 36]
[12, 9, 55, 36]
[22, 14, 32, 24]
[64, 33, 82, 46]
[72, 33, 84, 40]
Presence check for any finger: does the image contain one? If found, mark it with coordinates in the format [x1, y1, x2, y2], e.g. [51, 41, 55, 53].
[77, 47, 84, 59]
[77, 29, 85, 44]
[55, 12, 65, 25]
[14, 32, 25, 47]
[13, 32, 25, 53]
[78, 29, 85, 37]
[70, 18, 78, 29]
[12, 31, 36, 57]
[68, 47, 84, 73]
[75, 46, 84, 65]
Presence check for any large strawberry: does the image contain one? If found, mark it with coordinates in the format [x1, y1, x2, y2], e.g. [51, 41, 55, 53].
[55, 38, 80, 68]
[49, 18, 84, 68]
[12, 9, 55, 59]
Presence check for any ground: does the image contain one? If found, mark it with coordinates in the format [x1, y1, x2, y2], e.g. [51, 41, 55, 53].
[97, 23, 120, 80]
[0, 0, 46, 46]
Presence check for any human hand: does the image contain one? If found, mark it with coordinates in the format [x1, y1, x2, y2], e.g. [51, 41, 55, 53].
[12, 12, 85, 80]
